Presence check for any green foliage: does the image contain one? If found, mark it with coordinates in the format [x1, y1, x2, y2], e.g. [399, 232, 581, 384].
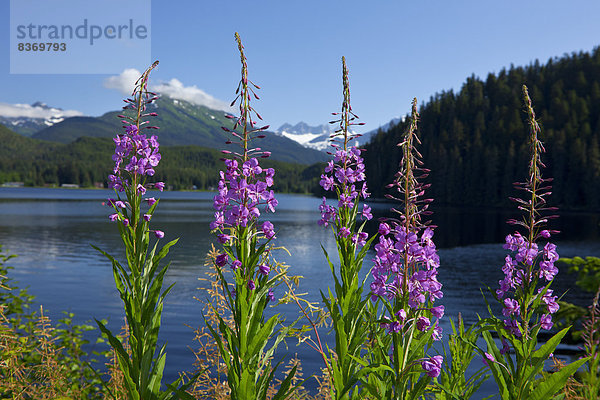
[361, 302, 437, 400]
[434, 315, 490, 400]
[0, 124, 322, 192]
[0, 244, 110, 398]
[554, 257, 600, 341]
[559, 256, 600, 293]
[479, 316, 588, 400]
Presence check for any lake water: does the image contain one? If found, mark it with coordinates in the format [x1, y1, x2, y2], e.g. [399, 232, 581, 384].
[1, 187, 599, 395]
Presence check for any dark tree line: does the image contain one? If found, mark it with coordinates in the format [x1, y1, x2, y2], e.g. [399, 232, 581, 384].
[363, 47, 600, 210]
[0, 134, 322, 194]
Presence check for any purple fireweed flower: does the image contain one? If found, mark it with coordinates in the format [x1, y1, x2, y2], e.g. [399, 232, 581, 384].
[242, 158, 262, 177]
[267, 288, 275, 302]
[218, 234, 231, 244]
[543, 243, 559, 262]
[388, 321, 402, 333]
[265, 168, 275, 187]
[500, 338, 510, 355]
[248, 280, 256, 290]
[231, 259, 242, 271]
[504, 319, 522, 337]
[212, 155, 278, 234]
[154, 230, 164, 239]
[483, 352, 495, 367]
[540, 288, 560, 314]
[143, 214, 152, 222]
[262, 221, 275, 239]
[155, 182, 165, 191]
[430, 305, 445, 318]
[109, 213, 119, 222]
[360, 184, 370, 199]
[320, 174, 335, 191]
[216, 253, 228, 267]
[109, 121, 163, 195]
[503, 298, 520, 317]
[115, 201, 127, 209]
[339, 227, 351, 238]
[539, 260, 558, 281]
[371, 225, 443, 310]
[395, 309, 407, 322]
[318, 198, 336, 227]
[317, 109, 371, 241]
[378, 222, 391, 236]
[146, 197, 156, 206]
[358, 232, 368, 246]
[361, 204, 373, 220]
[540, 314, 553, 330]
[421, 355, 443, 378]
[432, 322, 443, 341]
[416, 316, 431, 331]
[258, 264, 270, 276]
[498, 234, 560, 323]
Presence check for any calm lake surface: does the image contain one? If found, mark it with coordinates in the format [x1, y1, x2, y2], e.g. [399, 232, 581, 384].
[1, 187, 599, 394]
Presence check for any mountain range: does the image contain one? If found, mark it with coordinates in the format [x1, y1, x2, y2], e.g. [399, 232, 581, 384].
[2, 96, 329, 165]
[1, 97, 396, 160]
[274, 119, 399, 151]
[0, 102, 82, 137]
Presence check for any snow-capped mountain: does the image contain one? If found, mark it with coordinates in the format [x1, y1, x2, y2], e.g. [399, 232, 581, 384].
[0, 101, 83, 137]
[276, 122, 333, 151]
[276, 117, 404, 152]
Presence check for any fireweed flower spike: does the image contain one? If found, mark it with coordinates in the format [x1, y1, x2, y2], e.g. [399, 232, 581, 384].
[365, 98, 444, 399]
[205, 32, 297, 400]
[317, 56, 375, 400]
[479, 85, 588, 400]
[93, 61, 195, 398]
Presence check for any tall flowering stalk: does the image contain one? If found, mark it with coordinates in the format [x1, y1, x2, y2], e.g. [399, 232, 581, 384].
[206, 32, 296, 400]
[94, 62, 192, 400]
[365, 98, 444, 400]
[478, 85, 588, 399]
[317, 56, 374, 400]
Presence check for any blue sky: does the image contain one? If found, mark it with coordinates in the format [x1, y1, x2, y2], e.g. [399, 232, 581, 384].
[1, 0, 599, 132]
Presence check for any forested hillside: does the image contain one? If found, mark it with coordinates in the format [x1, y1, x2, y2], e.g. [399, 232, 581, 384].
[0, 127, 321, 193]
[364, 47, 600, 209]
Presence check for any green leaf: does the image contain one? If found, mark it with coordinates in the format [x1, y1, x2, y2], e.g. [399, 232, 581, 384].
[529, 357, 589, 400]
[532, 327, 569, 360]
[271, 365, 298, 400]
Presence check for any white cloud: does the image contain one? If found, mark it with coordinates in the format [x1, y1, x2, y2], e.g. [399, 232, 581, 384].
[0, 103, 83, 119]
[152, 78, 231, 112]
[103, 68, 141, 96]
[103, 69, 232, 112]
